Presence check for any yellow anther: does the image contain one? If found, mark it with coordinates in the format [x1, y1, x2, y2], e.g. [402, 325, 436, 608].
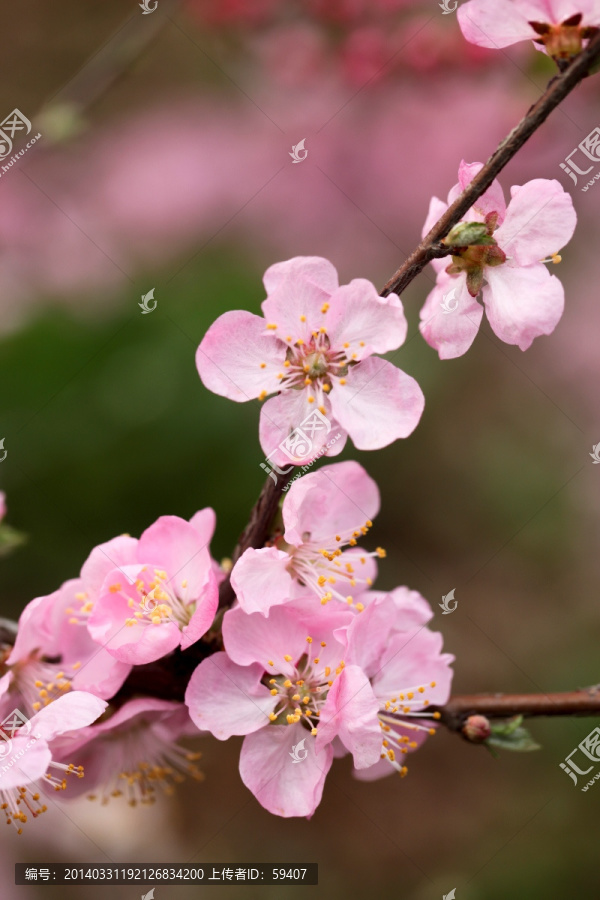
[321, 303, 329, 313]
[266, 323, 278, 330]
[300, 314, 306, 322]
[307, 396, 315, 403]
[269, 713, 278, 721]
[323, 383, 331, 392]
[109, 583, 121, 593]
[306, 636, 313, 643]
[270, 689, 278, 696]
[339, 378, 346, 385]
[376, 547, 387, 558]
[258, 390, 268, 401]
[260, 362, 266, 368]
[284, 655, 293, 662]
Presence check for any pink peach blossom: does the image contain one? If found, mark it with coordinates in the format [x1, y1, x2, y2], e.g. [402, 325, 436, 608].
[231, 460, 381, 614]
[420, 161, 577, 358]
[196, 257, 425, 465]
[185, 601, 370, 817]
[86, 511, 219, 665]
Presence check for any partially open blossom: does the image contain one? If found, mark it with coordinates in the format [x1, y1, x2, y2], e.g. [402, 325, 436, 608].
[0, 692, 107, 833]
[196, 257, 425, 465]
[49, 698, 203, 806]
[86, 510, 219, 665]
[2, 579, 131, 718]
[458, 0, 600, 60]
[231, 461, 382, 614]
[419, 161, 577, 358]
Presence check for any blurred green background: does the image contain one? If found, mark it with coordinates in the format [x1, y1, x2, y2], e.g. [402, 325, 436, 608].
[1, 1, 600, 897]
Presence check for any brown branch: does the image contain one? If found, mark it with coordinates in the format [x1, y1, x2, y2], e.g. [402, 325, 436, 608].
[380, 29, 600, 298]
[217, 473, 286, 610]
[426, 686, 600, 735]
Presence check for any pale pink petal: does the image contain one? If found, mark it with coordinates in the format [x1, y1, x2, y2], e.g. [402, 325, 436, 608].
[365, 587, 434, 628]
[263, 256, 339, 295]
[0, 737, 52, 788]
[259, 389, 340, 466]
[180, 571, 218, 648]
[71, 649, 131, 700]
[325, 280, 407, 359]
[374, 629, 454, 709]
[29, 691, 108, 741]
[196, 310, 286, 402]
[239, 725, 333, 817]
[419, 273, 483, 360]
[352, 757, 392, 782]
[185, 654, 277, 739]
[458, 161, 506, 223]
[80, 535, 138, 595]
[316, 665, 381, 769]
[458, 0, 536, 48]
[329, 357, 424, 450]
[230, 547, 294, 615]
[222, 605, 310, 677]
[483, 263, 564, 350]
[262, 270, 336, 344]
[137, 515, 214, 600]
[189, 507, 216, 545]
[8, 595, 54, 665]
[496, 179, 577, 266]
[282, 460, 379, 547]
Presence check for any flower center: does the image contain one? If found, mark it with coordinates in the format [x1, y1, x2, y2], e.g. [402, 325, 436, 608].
[258, 327, 355, 408]
[104, 568, 195, 631]
[278, 520, 385, 608]
[264, 637, 343, 735]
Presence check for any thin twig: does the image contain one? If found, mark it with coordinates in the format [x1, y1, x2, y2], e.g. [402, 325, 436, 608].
[380, 30, 600, 298]
[217, 474, 286, 609]
[427, 686, 600, 734]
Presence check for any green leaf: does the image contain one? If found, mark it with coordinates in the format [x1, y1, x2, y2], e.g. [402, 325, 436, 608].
[485, 715, 541, 753]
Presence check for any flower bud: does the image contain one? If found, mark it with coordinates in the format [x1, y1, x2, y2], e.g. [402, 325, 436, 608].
[463, 714, 491, 743]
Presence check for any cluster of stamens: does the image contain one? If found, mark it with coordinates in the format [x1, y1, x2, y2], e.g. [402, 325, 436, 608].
[276, 520, 385, 608]
[1, 762, 83, 834]
[265, 637, 343, 735]
[103, 568, 193, 630]
[87, 743, 203, 807]
[377, 681, 441, 778]
[258, 308, 367, 406]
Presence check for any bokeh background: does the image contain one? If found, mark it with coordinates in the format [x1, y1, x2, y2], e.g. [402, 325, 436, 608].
[1, 0, 600, 897]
